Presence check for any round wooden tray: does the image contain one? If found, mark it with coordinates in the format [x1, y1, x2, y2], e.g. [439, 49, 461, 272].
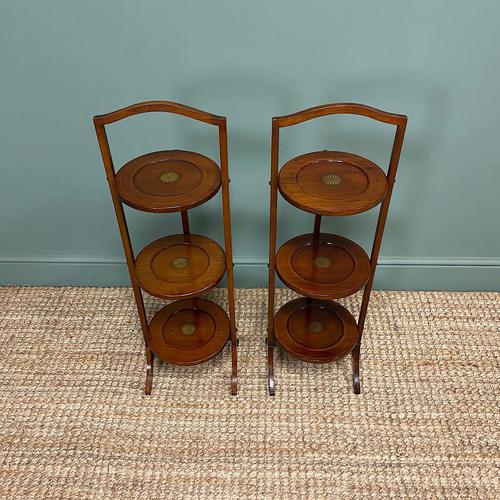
[275, 297, 358, 363]
[278, 150, 387, 216]
[276, 233, 370, 299]
[135, 234, 225, 299]
[115, 150, 221, 212]
[149, 298, 230, 365]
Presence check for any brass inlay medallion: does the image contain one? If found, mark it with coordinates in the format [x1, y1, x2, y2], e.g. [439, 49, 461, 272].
[308, 321, 323, 333]
[314, 256, 331, 269]
[160, 171, 180, 183]
[181, 323, 196, 335]
[172, 256, 189, 269]
[321, 173, 342, 186]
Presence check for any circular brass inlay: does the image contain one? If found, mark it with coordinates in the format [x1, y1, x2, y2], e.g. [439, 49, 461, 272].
[321, 173, 342, 186]
[181, 323, 196, 335]
[172, 256, 189, 269]
[314, 256, 331, 269]
[308, 321, 323, 333]
[159, 171, 180, 183]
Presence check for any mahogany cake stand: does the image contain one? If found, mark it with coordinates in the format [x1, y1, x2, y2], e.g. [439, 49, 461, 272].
[94, 101, 238, 395]
[267, 103, 407, 395]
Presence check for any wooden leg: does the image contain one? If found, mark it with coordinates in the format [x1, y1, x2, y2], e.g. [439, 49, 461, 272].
[224, 252, 238, 396]
[352, 123, 406, 394]
[181, 210, 190, 235]
[267, 123, 279, 396]
[267, 282, 276, 396]
[129, 284, 154, 395]
[231, 333, 238, 396]
[100, 177, 154, 396]
[145, 345, 154, 395]
[227, 269, 238, 396]
[227, 273, 238, 395]
[313, 214, 321, 238]
[219, 124, 238, 396]
[267, 250, 277, 396]
[352, 344, 360, 394]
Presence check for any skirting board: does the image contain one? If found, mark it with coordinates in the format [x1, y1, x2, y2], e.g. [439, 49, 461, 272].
[0, 257, 499, 291]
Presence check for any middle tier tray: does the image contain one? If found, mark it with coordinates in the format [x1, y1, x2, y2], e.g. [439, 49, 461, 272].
[276, 233, 371, 299]
[135, 234, 226, 299]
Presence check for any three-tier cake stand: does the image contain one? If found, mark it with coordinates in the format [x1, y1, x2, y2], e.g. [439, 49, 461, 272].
[94, 101, 238, 395]
[267, 103, 407, 395]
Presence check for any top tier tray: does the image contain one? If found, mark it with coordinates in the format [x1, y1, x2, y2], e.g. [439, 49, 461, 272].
[115, 150, 221, 213]
[278, 150, 387, 216]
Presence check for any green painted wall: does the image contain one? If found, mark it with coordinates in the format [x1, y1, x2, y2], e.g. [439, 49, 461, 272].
[1, 1, 499, 290]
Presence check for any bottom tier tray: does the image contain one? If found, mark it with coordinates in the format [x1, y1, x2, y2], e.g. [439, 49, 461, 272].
[149, 298, 230, 366]
[274, 297, 358, 363]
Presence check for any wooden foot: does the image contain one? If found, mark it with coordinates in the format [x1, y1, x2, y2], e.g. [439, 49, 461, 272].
[268, 345, 275, 396]
[231, 374, 238, 396]
[352, 345, 360, 395]
[145, 347, 154, 395]
[145, 368, 153, 395]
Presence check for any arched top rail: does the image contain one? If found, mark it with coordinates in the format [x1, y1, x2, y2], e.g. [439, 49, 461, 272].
[273, 102, 407, 128]
[93, 100, 225, 127]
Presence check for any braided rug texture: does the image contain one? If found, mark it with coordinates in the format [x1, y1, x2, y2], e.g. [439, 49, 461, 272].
[0, 287, 498, 499]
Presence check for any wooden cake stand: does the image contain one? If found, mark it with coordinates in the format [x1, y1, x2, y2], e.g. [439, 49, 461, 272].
[267, 103, 407, 395]
[94, 101, 238, 395]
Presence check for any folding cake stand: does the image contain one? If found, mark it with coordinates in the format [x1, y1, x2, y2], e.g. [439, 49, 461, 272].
[267, 103, 407, 395]
[94, 101, 238, 395]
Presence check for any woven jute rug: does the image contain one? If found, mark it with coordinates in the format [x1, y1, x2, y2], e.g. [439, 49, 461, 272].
[0, 287, 498, 499]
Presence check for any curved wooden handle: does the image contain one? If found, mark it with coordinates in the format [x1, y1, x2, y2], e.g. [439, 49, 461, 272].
[273, 102, 407, 128]
[93, 100, 225, 127]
